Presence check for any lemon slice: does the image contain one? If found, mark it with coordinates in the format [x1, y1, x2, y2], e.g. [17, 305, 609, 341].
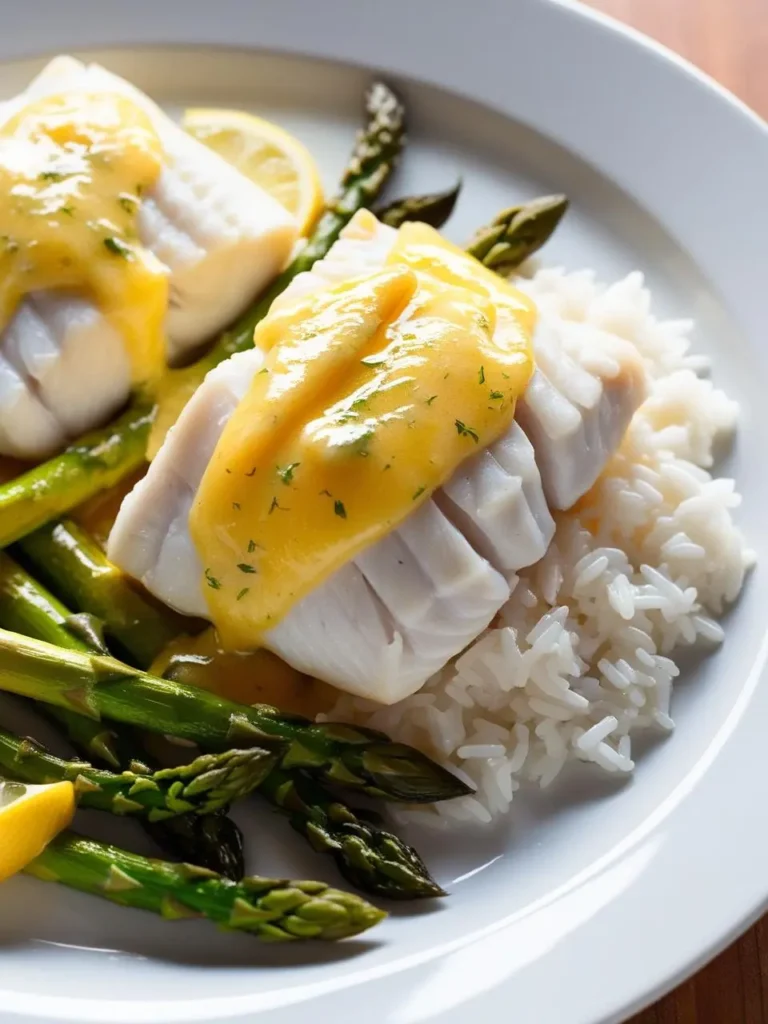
[183, 108, 324, 236]
[0, 779, 75, 882]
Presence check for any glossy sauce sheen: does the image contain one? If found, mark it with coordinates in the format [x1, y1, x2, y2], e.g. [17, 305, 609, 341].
[0, 91, 167, 382]
[191, 223, 536, 648]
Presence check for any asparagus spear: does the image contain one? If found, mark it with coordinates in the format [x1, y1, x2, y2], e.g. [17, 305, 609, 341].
[0, 627, 469, 802]
[0, 729, 279, 821]
[0, 81, 406, 548]
[467, 194, 569, 271]
[377, 180, 461, 229]
[14, 518, 195, 668]
[27, 833, 385, 941]
[0, 555, 247, 879]
[14, 538, 444, 898]
[261, 768, 444, 900]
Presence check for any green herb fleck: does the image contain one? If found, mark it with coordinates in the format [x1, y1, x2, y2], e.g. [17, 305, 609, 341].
[236, 588, 250, 602]
[334, 500, 347, 519]
[351, 395, 369, 411]
[383, 464, 392, 471]
[118, 195, 137, 213]
[478, 366, 485, 385]
[455, 419, 480, 443]
[204, 569, 221, 590]
[39, 170, 63, 182]
[277, 462, 300, 485]
[502, 372, 510, 380]
[489, 390, 504, 400]
[237, 563, 256, 574]
[425, 395, 438, 406]
[258, 367, 269, 375]
[58, 204, 75, 217]
[232, 502, 241, 511]
[247, 539, 257, 553]
[412, 486, 426, 501]
[477, 313, 490, 332]
[269, 497, 280, 514]
[319, 489, 333, 498]
[103, 236, 133, 259]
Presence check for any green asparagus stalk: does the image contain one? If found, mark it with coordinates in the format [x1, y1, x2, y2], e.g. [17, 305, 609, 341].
[0, 555, 247, 879]
[14, 518, 195, 668]
[0, 729, 279, 820]
[14, 536, 444, 898]
[377, 180, 461, 229]
[27, 833, 385, 941]
[467, 194, 569, 271]
[0, 627, 469, 802]
[0, 81, 406, 548]
[261, 768, 444, 900]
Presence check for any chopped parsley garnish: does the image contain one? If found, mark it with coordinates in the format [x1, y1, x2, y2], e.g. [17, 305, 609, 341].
[319, 489, 333, 498]
[236, 587, 250, 601]
[334, 500, 347, 519]
[245, 466, 257, 477]
[502, 372, 510, 380]
[58, 204, 75, 217]
[232, 502, 241, 511]
[237, 563, 257, 574]
[478, 366, 485, 385]
[204, 568, 221, 590]
[383, 463, 392, 471]
[489, 390, 504, 400]
[455, 419, 479, 443]
[118, 195, 137, 213]
[247, 539, 257, 553]
[425, 395, 438, 406]
[103, 236, 132, 259]
[39, 170, 63, 182]
[269, 497, 281, 514]
[412, 485, 426, 501]
[477, 313, 490, 332]
[351, 395, 369, 411]
[277, 462, 300, 485]
[258, 367, 269, 375]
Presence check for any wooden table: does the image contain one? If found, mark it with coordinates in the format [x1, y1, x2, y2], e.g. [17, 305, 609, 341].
[581, 5, 768, 1020]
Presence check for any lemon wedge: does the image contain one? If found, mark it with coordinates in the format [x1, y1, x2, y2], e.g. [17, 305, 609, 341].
[183, 108, 324, 236]
[0, 779, 75, 883]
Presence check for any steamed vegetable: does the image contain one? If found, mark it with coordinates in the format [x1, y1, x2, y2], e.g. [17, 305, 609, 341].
[27, 833, 385, 941]
[14, 534, 444, 898]
[0, 553, 247, 879]
[0, 730, 279, 821]
[0, 80, 406, 547]
[0, 627, 470, 802]
[377, 180, 461, 228]
[15, 518, 194, 668]
[261, 767, 444, 900]
[467, 194, 569, 270]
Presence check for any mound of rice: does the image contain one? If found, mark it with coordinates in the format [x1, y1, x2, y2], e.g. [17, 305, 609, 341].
[318, 266, 755, 828]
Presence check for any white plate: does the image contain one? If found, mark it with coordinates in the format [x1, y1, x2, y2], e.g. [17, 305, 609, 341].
[1, 2, 768, 1022]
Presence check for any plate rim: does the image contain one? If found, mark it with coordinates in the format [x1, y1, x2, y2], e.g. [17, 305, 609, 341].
[1, 1, 767, 1022]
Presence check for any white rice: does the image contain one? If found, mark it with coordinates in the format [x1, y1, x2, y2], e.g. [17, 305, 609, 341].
[319, 266, 754, 829]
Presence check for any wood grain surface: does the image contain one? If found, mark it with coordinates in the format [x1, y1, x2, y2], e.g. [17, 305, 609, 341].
[581, 6, 768, 1021]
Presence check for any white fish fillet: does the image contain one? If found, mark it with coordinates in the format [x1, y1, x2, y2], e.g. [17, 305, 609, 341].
[0, 56, 297, 457]
[516, 316, 647, 509]
[109, 212, 647, 702]
[108, 349, 510, 704]
[276, 211, 646, 514]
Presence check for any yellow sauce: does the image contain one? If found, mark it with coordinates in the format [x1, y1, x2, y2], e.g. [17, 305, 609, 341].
[191, 222, 536, 649]
[0, 91, 167, 382]
[150, 627, 335, 717]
